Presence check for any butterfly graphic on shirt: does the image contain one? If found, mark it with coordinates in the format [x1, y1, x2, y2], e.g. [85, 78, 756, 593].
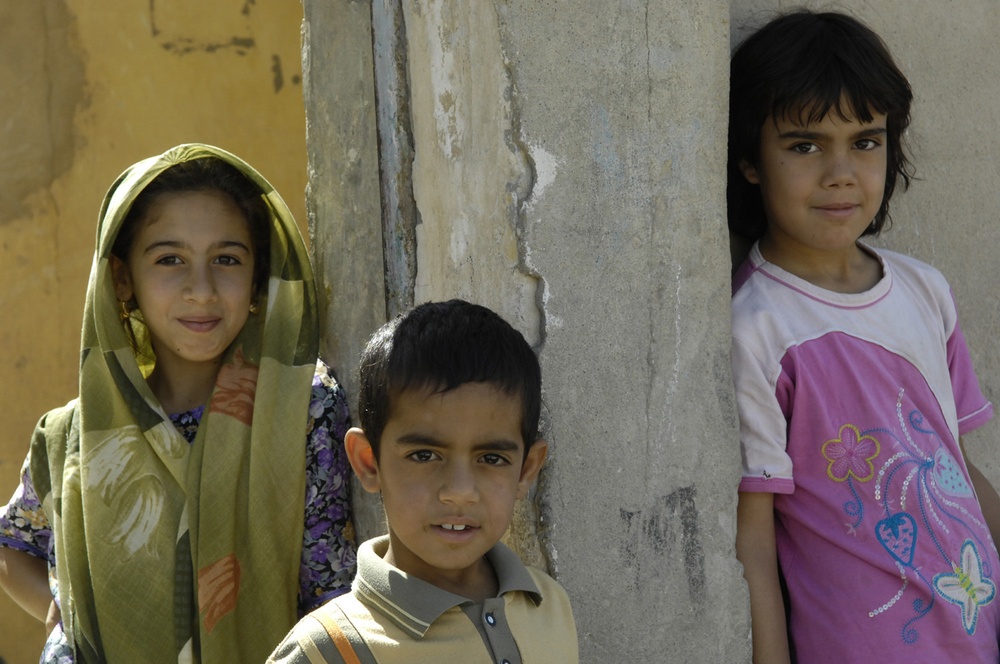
[933, 539, 997, 635]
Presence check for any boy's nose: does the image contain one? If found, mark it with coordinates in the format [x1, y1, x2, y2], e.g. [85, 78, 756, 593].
[439, 463, 479, 504]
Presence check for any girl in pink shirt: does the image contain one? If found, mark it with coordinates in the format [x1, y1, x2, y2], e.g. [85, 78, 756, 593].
[729, 10, 1000, 663]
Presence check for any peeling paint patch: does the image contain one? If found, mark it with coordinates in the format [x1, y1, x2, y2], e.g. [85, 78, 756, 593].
[158, 36, 255, 55]
[424, 1, 464, 159]
[151, 0, 255, 55]
[271, 54, 284, 92]
[542, 281, 564, 329]
[404, 0, 541, 345]
[449, 216, 471, 264]
[524, 143, 561, 210]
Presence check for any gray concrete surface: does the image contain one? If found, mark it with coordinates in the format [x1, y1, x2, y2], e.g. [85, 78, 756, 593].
[303, 1, 1000, 660]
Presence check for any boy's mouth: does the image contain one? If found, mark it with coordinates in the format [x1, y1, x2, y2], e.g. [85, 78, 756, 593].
[440, 524, 469, 531]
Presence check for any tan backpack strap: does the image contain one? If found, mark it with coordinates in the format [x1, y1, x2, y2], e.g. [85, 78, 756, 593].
[312, 609, 362, 664]
[302, 600, 377, 664]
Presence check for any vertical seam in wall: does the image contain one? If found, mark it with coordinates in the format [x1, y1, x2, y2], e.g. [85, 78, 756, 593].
[645, 0, 652, 122]
[492, 0, 561, 577]
[493, 3, 545, 354]
[372, 0, 419, 319]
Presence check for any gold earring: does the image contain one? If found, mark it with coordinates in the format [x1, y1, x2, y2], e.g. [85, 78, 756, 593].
[249, 302, 259, 315]
[119, 300, 131, 321]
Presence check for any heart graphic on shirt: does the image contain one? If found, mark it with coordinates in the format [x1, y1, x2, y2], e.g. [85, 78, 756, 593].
[932, 448, 972, 497]
[876, 512, 917, 567]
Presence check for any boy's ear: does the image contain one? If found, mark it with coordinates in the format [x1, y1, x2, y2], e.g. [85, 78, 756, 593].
[345, 427, 381, 494]
[516, 440, 548, 500]
[739, 159, 761, 185]
[110, 255, 134, 302]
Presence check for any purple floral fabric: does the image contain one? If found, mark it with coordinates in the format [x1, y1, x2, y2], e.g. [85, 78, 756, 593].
[0, 363, 356, 660]
[300, 365, 356, 609]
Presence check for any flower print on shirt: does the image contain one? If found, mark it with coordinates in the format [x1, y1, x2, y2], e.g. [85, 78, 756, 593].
[823, 388, 998, 644]
[823, 423, 880, 483]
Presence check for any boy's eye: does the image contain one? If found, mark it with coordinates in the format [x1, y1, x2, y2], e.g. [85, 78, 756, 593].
[214, 255, 243, 266]
[155, 255, 182, 266]
[791, 142, 818, 154]
[407, 449, 438, 463]
[855, 138, 881, 150]
[481, 453, 510, 466]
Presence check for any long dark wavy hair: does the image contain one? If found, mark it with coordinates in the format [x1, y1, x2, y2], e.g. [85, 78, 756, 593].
[728, 10, 915, 241]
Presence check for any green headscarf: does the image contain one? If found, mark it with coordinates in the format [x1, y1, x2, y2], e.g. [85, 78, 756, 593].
[30, 144, 318, 662]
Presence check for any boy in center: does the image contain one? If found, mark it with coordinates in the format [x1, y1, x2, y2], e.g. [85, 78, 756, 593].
[269, 299, 578, 663]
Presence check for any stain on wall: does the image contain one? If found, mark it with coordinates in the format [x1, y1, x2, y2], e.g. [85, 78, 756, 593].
[0, 3, 86, 224]
[271, 54, 284, 92]
[620, 487, 707, 607]
[151, 0, 255, 54]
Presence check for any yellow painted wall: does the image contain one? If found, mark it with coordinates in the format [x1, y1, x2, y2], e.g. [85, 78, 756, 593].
[0, 2, 309, 662]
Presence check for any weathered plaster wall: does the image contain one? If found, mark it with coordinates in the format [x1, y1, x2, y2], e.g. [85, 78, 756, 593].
[305, 1, 748, 660]
[305, 0, 1000, 660]
[499, 3, 746, 659]
[404, 2, 541, 340]
[0, 3, 309, 662]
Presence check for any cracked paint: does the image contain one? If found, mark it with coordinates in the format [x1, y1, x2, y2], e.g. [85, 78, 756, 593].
[405, 0, 541, 345]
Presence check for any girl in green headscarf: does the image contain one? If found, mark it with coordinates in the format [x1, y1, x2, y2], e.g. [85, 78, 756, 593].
[0, 144, 356, 662]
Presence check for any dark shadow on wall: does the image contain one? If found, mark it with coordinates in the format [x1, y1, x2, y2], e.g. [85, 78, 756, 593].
[0, 2, 86, 224]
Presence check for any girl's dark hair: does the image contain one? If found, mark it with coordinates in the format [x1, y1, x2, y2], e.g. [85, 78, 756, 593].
[112, 157, 271, 295]
[357, 299, 542, 460]
[728, 10, 915, 240]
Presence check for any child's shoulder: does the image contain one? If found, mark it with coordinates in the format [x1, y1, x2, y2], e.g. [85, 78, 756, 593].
[27, 399, 81, 496]
[270, 539, 579, 664]
[522, 564, 575, 620]
[874, 246, 959, 318]
[486, 543, 576, 653]
[313, 358, 344, 391]
[267, 591, 369, 664]
[504, 564, 578, 661]
[309, 359, 349, 423]
[34, 399, 80, 434]
[875, 245, 949, 283]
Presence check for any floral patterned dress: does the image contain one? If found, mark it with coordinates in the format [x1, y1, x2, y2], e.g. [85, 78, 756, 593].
[0, 364, 356, 663]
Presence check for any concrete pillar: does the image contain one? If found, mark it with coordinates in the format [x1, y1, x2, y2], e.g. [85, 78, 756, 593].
[303, 1, 748, 659]
[303, 0, 1000, 660]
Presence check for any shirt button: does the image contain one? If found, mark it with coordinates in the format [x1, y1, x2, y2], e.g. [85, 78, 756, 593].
[501, 660, 510, 664]
[485, 613, 496, 626]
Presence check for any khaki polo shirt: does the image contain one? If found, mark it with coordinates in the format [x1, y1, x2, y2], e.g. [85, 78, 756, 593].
[269, 535, 578, 664]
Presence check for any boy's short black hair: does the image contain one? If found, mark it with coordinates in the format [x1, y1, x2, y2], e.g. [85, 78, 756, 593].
[357, 299, 542, 459]
[728, 10, 915, 240]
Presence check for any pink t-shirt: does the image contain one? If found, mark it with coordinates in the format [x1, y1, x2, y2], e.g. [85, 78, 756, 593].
[733, 243, 1000, 662]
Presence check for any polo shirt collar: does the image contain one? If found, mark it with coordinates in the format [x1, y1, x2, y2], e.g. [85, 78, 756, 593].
[352, 535, 542, 639]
